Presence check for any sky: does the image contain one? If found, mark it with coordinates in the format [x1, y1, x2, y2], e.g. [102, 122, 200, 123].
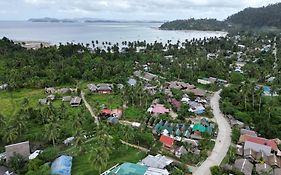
[0, 0, 280, 21]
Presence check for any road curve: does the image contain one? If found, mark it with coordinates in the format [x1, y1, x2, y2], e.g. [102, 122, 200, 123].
[81, 91, 100, 125]
[193, 90, 231, 175]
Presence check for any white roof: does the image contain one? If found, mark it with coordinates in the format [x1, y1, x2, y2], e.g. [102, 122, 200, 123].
[29, 150, 42, 160]
[141, 154, 173, 169]
[244, 141, 271, 156]
[132, 122, 141, 127]
[145, 167, 169, 175]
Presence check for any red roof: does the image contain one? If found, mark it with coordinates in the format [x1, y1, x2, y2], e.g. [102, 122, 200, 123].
[243, 135, 278, 151]
[100, 109, 112, 115]
[171, 98, 181, 109]
[160, 135, 174, 148]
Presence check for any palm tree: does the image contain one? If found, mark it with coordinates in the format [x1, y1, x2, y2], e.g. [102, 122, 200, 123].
[3, 127, 18, 144]
[0, 114, 6, 128]
[74, 129, 86, 153]
[89, 147, 109, 174]
[72, 114, 85, 134]
[44, 122, 61, 147]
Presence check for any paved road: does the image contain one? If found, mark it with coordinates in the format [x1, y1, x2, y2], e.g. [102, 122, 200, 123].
[81, 91, 100, 125]
[193, 90, 231, 175]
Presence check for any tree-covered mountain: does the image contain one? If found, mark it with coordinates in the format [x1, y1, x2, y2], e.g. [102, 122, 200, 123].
[227, 3, 281, 28]
[160, 18, 227, 31]
[160, 2, 281, 31]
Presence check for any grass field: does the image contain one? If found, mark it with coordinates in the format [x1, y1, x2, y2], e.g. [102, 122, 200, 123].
[71, 146, 147, 175]
[86, 93, 123, 109]
[0, 88, 45, 116]
[123, 106, 145, 121]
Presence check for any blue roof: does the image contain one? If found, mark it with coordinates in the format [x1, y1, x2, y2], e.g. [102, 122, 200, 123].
[51, 155, 73, 175]
[195, 109, 205, 114]
[109, 162, 148, 175]
[263, 86, 271, 93]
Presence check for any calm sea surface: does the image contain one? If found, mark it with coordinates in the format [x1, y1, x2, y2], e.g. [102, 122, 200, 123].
[0, 21, 227, 44]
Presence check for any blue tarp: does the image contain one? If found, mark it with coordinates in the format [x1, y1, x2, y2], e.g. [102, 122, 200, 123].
[51, 155, 73, 175]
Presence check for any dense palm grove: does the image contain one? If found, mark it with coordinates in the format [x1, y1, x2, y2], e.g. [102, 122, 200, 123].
[0, 29, 281, 174]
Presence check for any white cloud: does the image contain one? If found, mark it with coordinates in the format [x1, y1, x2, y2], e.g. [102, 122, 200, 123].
[0, 0, 280, 20]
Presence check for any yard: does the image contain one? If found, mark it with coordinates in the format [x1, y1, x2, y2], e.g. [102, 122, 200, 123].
[71, 145, 147, 175]
[0, 88, 45, 116]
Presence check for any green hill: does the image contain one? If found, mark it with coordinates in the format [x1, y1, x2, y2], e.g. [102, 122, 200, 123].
[227, 3, 281, 28]
[160, 18, 227, 31]
[160, 3, 281, 31]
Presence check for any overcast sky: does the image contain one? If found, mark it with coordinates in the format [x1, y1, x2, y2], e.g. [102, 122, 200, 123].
[0, 0, 280, 21]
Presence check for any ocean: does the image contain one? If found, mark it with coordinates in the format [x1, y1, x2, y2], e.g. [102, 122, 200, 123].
[0, 21, 227, 44]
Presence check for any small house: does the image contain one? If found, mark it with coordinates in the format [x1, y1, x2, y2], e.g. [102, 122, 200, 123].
[62, 96, 72, 102]
[255, 163, 272, 175]
[39, 98, 49, 105]
[175, 146, 188, 158]
[5, 141, 30, 161]
[87, 84, 97, 93]
[70, 97, 82, 107]
[45, 87, 56, 94]
[97, 84, 113, 94]
[159, 135, 174, 148]
[127, 78, 137, 86]
[234, 159, 253, 175]
[0, 84, 8, 90]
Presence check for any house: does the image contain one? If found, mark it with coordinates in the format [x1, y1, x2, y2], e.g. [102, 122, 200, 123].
[159, 135, 174, 148]
[185, 88, 206, 97]
[51, 155, 72, 175]
[147, 104, 169, 116]
[47, 94, 55, 101]
[267, 155, 281, 168]
[244, 148, 257, 162]
[111, 109, 123, 118]
[239, 135, 278, 152]
[45, 87, 56, 94]
[0, 166, 16, 175]
[192, 124, 212, 135]
[100, 109, 123, 118]
[230, 119, 244, 128]
[107, 162, 148, 175]
[58, 88, 71, 94]
[97, 84, 113, 94]
[140, 154, 173, 169]
[5, 141, 30, 161]
[39, 98, 49, 105]
[62, 96, 72, 102]
[170, 98, 181, 111]
[175, 146, 188, 158]
[144, 84, 158, 95]
[134, 70, 158, 81]
[244, 141, 272, 156]
[255, 163, 272, 175]
[190, 131, 203, 140]
[87, 84, 97, 92]
[240, 129, 257, 137]
[106, 162, 147, 175]
[127, 78, 137, 86]
[197, 78, 212, 85]
[188, 101, 205, 114]
[234, 159, 254, 175]
[70, 97, 82, 107]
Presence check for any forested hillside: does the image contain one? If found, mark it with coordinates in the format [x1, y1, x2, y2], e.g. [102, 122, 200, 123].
[160, 18, 227, 31]
[227, 3, 281, 28]
[160, 3, 281, 31]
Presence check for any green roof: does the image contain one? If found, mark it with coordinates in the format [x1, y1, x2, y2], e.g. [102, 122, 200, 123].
[192, 124, 206, 132]
[192, 124, 212, 134]
[109, 163, 148, 175]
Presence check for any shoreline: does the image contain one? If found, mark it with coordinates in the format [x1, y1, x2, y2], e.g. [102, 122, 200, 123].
[153, 27, 228, 34]
[14, 40, 52, 49]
